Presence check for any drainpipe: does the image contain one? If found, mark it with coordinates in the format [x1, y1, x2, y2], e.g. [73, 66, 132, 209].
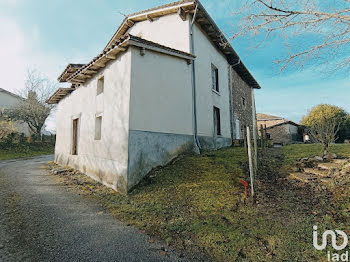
[189, 4, 201, 153]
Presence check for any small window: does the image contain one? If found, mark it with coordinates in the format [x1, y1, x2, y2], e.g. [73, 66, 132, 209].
[213, 107, 221, 136]
[97, 76, 104, 95]
[211, 64, 219, 92]
[95, 116, 102, 140]
[72, 118, 79, 155]
[242, 97, 246, 108]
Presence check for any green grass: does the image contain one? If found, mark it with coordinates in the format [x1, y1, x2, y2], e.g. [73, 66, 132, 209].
[282, 143, 350, 169]
[51, 145, 350, 261]
[0, 143, 54, 160]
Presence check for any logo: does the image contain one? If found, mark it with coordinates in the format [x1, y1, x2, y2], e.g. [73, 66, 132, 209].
[313, 225, 349, 261]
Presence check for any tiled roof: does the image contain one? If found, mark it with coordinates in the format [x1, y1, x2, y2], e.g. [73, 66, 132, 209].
[0, 88, 24, 101]
[257, 113, 284, 120]
[57, 64, 85, 82]
[127, 0, 194, 17]
[52, 0, 262, 104]
[64, 33, 195, 84]
[103, 0, 261, 89]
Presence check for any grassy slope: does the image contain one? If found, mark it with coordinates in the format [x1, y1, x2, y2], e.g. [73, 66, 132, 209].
[0, 144, 54, 160]
[51, 144, 350, 261]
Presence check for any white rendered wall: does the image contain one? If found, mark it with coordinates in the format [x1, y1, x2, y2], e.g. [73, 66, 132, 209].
[192, 23, 232, 140]
[0, 91, 31, 136]
[128, 13, 191, 53]
[127, 46, 195, 188]
[129, 46, 193, 135]
[0, 91, 22, 108]
[55, 50, 132, 193]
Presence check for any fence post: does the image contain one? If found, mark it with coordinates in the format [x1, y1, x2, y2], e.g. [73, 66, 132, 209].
[260, 124, 264, 152]
[251, 89, 258, 177]
[252, 124, 258, 177]
[246, 126, 254, 198]
[264, 124, 268, 148]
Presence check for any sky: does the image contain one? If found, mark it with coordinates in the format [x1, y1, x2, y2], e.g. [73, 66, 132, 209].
[0, 0, 349, 125]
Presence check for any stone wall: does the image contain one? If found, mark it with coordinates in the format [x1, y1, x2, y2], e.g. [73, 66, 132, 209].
[257, 119, 285, 130]
[266, 124, 301, 145]
[266, 125, 292, 145]
[231, 69, 254, 139]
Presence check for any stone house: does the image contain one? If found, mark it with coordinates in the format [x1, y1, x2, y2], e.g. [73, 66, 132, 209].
[257, 113, 300, 145]
[0, 88, 31, 136]
[47, 0, 261, 193]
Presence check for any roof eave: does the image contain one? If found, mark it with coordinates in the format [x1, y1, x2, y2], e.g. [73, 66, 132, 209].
[103, 1, 196, 51]
[46, 87, 75, 104]
[194, 1, 261, 89]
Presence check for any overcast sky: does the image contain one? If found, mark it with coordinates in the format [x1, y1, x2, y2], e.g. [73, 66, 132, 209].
[0, 0, 349, 123]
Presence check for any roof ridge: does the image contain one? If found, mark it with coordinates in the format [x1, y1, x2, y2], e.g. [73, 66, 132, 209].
[127, 0, 194, 18]
[0, 88, 25, 100]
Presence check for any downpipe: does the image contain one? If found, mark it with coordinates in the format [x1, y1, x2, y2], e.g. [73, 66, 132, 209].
[190, 4, 201, 153]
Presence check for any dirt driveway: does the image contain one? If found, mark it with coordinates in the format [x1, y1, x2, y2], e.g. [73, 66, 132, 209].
[0, 155, 190, 262]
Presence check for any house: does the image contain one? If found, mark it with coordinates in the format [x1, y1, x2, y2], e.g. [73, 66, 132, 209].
[257, 113, 301, 145]
[0, 88, 31, 136]
[47, 0, 261, 193]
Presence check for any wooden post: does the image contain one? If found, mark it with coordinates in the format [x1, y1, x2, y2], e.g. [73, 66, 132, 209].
[264, 124, 268, 148]
[252, 123, 258, 177]
[251, 89, 258, 177]
[243, 127, 247, 149]
[246, 126, 254, 198]
[260, 124, 264, 152]
[253, 132, 258, 177]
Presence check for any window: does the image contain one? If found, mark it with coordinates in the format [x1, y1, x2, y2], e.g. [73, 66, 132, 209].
[97, 76, 104, 95]
[235, 119, 240, 139]
[242, 97, 246, 108]
[213, 107, 221, 136]
[72, 118, 79, 155]
[211, 64, 219, 92]
[95, 116, 102, 140]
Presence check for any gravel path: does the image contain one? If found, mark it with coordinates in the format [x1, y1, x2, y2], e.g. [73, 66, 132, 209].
[0, 155, 191, 262]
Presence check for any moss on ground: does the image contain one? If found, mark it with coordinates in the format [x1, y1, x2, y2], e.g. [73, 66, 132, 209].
[50, 145, 350, 261]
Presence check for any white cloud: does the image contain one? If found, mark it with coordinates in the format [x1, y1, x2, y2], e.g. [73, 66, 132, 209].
[0, 0, 21, 6]
[0, 16, 66, 133]
[0, 16, 28, 94]
[0, 16, 68, 94]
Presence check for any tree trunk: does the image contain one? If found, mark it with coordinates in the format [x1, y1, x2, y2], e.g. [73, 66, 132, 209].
[323, 143, 329, 156]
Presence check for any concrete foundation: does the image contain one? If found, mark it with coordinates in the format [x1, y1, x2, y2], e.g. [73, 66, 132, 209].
[198, 136, 232, 150]
[55, 153, 128, 193]
[127, 130, 197, 190]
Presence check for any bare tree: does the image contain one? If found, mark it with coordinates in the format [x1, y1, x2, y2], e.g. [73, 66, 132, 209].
[232, 0, 350, 71]
[8, 69, 56, 135]
[308, 118, 341, 156]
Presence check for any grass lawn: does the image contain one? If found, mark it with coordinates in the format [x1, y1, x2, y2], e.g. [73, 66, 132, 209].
[0, 143, 55, 160]
[282, 143, 350, 170]
[51, 144, 350, 261]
